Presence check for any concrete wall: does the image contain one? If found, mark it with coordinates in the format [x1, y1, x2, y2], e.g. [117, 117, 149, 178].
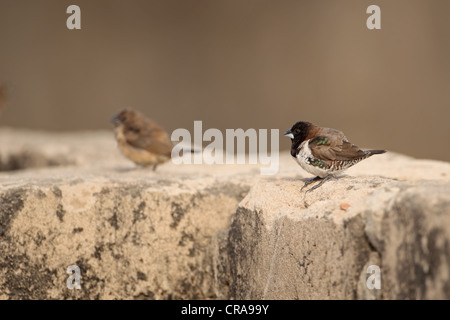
[1, 129, 449, 299]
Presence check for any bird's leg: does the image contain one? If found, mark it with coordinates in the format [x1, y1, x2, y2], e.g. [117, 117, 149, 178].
[301, 176, 322, 191]
[305, 175, 334, 193]
[152, 164, 158, 171]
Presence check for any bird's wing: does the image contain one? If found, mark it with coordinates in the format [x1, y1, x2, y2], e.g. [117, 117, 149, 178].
[308, 134, 366, 161]
[125, 123, 173, 157]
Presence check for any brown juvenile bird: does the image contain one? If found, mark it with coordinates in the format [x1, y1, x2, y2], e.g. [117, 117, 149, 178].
[285, 121, 386, 192]
[111, 108, 173, 170]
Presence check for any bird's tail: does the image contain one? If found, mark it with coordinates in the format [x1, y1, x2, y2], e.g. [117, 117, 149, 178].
[366, 149, 387, 156]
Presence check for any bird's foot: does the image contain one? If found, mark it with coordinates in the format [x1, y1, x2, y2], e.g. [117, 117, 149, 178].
[138, 163, 157, 171]
[302, 175, 334, 193]
[301, 176, 322, 191]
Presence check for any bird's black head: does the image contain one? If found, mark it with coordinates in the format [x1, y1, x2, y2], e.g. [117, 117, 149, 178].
[284, 121, 311, 157]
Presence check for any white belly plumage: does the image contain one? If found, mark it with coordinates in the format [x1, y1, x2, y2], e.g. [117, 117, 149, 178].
[295, 140, 344, 178]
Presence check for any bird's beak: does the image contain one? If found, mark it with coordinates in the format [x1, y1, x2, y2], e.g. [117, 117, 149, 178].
[284, 129, 294, 139]
[110, 114, 120, 126]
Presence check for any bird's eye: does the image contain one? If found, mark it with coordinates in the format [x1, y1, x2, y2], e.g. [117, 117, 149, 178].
[294, 129, 300, 134]
[121, 116, 127, 122]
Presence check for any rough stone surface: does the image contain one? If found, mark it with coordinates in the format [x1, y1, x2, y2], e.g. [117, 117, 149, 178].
[227, 178, 450, 299]
[0, 128, 449, 299]
[0, 179, 249, 300]
[364, 182, 450, 299]
[0, 128, 256, 299]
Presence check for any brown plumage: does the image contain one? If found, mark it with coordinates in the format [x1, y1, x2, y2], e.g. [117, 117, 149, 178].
[285, 121, 386, 192]
[306, 127, 368, 163]
[111, 108, 173, 170]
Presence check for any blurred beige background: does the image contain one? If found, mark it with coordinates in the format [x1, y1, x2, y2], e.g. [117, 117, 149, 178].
[0, 0, 449, 161]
